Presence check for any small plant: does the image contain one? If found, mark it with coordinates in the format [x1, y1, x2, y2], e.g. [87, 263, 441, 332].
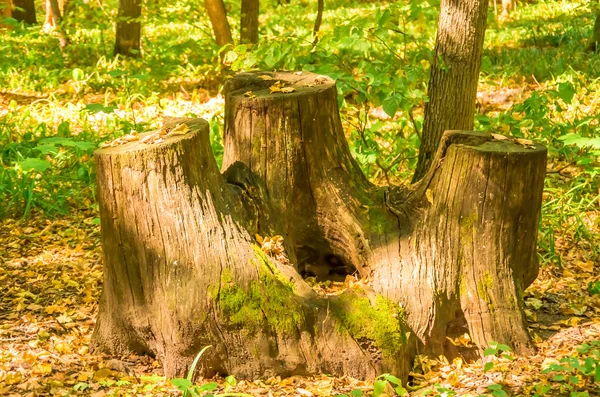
[170, 346, 252, 397]
[483, 342, 514, 373]
[373, 373, 408, 397]
[541, 341, 600, 394]
[420, 383, 456, 397]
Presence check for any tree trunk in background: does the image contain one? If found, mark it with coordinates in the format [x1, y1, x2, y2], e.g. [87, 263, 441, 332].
[413, 0, 489, 182]
[44, 0, 70, 47]
[587, 13, 600, 52]
[44, 0, 53, 28]
[240, 0, 258, 44]
[114, 0, 141, 57]
[1, 0, 11, 30]
[500, 0, 512, 19]
[312, 0, 323, 45]
[92, 72, 547, 381]
[205, 0, 232, 46]
[12, 0, 35, 24]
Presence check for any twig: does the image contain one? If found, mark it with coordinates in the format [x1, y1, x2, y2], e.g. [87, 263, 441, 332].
[408, 107, 421, 140]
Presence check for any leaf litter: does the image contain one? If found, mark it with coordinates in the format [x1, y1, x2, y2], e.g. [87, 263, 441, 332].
[0, 182, 598, 396]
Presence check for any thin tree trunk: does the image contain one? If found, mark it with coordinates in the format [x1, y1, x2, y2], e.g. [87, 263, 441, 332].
[114, 0, 141, 57]
[240, 0, 258, 44]
[587, 13, 600, 52]
[500, 0, 512, 18]
[413, 0, 489, 182]
[204, 0, 232, 46]
[312, 0, 323, 45]
[44, 0, 70, 47]
[11, 0, 35, 24]
[43, 0, 53, 28]
[1, 0, 11, 30]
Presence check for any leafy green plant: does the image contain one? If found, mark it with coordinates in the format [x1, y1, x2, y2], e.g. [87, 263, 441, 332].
[485, 383, 507, 397]
[541, 341, 600, 394]
[373, 373, 407, 397]
[483, 342, 514, 373]
[170, 346, 251, 397]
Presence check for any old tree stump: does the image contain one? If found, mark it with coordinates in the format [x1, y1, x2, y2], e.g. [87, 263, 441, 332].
[91, 72, 547, 381]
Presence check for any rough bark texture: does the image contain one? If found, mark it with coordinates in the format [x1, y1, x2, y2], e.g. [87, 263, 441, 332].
[587, 13, 600, 52]
[414, 0, 489, 181]
[93, 72, 547, 381]
[12, 0, 35, 24]
[114, 0, 141, 57]
[92, 117, 415, 380]
[205, 0, 232, 46]
[240, 0, 258, 44]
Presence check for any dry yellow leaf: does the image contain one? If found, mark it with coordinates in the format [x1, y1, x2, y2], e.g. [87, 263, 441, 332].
[255, 234, 264, 245]
[269, 84, 282, 93]
[258, 75, 274, 80]
[93, 368, 113, 380]
[166, 123, 189, 137]
[425, 189, 434, 205]
[280, 86, 296, 93]
[31, 363, 52, 375]
[4, 372, 22, 385]
[515, 138, 534, 148]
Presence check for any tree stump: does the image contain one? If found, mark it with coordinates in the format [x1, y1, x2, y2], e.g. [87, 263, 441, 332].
[92, 72, 547, 381]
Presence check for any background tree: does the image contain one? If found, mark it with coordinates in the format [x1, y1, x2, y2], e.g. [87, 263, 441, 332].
[12, 0, 35, 24]
[240, 0, 258, 43]
[587, 13, 600, 51]
[205, 0, 232, 46]
[312, 0, 323, 45]
[1, 0, 11, 29]
[114, 0, 141, 56]
[42, 0, 70, 47]
[413, 0, 490, 181]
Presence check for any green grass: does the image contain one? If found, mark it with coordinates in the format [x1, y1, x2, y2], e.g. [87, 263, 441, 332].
[0, 0, 598, 264]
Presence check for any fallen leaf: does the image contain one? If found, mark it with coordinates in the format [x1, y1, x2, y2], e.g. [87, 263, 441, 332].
[491, 133, 509, 141]
[31, 363, 52, 375]
[426, 189, 434, 205]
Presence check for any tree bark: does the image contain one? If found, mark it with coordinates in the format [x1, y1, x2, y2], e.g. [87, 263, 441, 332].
[240, 0, 258, 44]
[312, 0, 323, 45]
[114, 0, 141, 57]
[43, 0, 53, 28]
[1, 0, 11, 30]
[205, 0, 232, 46]
[413, 0, 489, 182]
[587, 13, 600, 52]
[43, 0, 70, 47]
[92, 72, 546, 381]
[11, 0, 35, 24]
[500, 0, 512, 19]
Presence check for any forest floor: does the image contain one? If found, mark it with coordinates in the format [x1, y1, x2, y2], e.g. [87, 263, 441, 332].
[0, 96, 599, 397]
[0, 175, 599, 397]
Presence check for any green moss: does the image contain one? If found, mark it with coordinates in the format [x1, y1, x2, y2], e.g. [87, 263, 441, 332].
[477, 271, 495, 311]
[217, 250, 305, 335]
[331, 292, 408, 357]
[460, 213, 479, 242]
[459, 277, 467, 296]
